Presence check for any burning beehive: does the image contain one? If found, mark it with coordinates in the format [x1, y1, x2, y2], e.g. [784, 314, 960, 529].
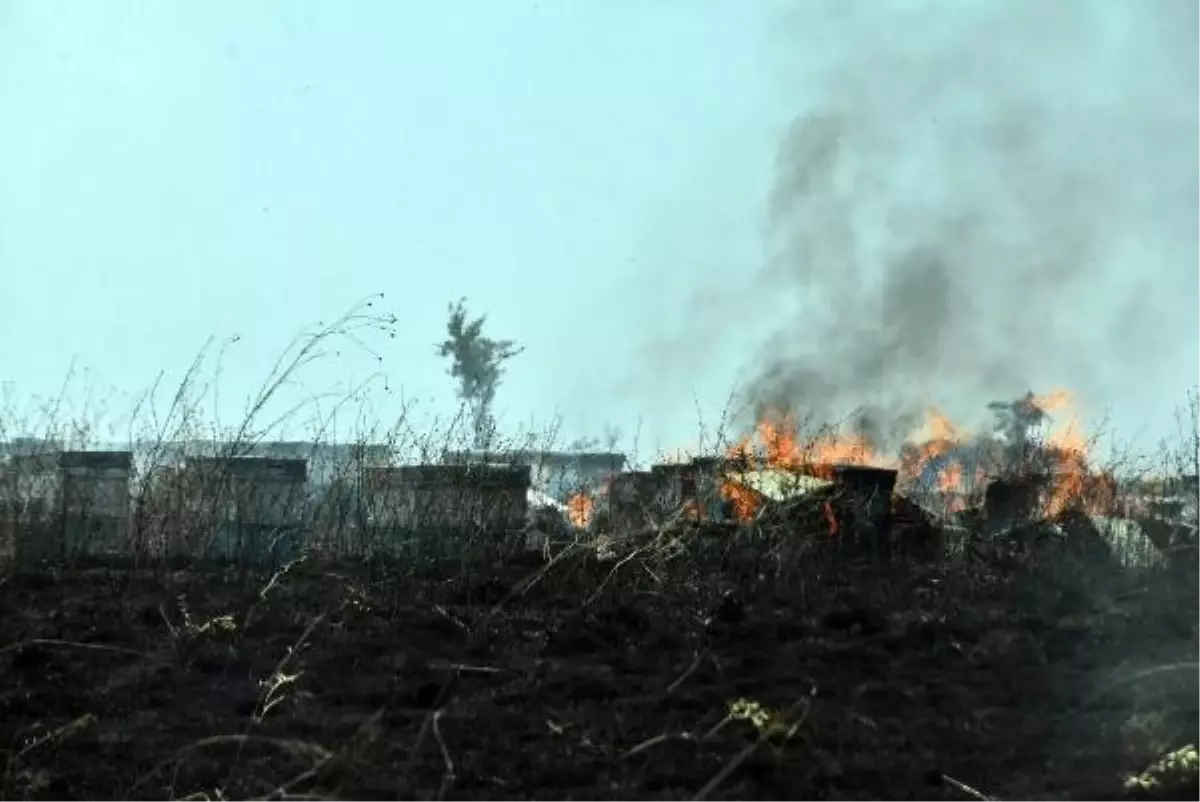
[712, 389, 1121, 553]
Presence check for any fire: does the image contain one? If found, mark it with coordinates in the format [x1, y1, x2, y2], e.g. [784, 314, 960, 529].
[720, 481, 763, 522]
[1038, 394, 1114, 517]
[725, 410, 914, 486]
[731, 413, 878, 477]
[1045, 417, 1086, 516]
[823, 500, 839, 536]
[566, 492, 594, 529]
[938, 462, 963, 494]
[1031, 389, 1073, 413]
[716, 388, 1108, 523]
[897, 406, 972, 503]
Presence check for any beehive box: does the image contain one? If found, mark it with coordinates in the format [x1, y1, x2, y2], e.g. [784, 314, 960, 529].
[180, 456, 309, 563]
[61, 451, 133, 558]
[363, 464, 530, 557]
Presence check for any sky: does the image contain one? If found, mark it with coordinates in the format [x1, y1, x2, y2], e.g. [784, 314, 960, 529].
[1, 1, 1196, 465]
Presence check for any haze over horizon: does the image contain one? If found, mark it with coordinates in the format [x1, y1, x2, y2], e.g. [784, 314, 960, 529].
[1, 1, 1196, 464]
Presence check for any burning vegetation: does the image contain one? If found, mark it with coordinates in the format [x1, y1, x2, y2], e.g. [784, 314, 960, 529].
[520, 387, 1196, 602]
[706, 389, 1121, 530]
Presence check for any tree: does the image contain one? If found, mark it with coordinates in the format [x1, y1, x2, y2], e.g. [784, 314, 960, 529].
[436, 298, 523, 449]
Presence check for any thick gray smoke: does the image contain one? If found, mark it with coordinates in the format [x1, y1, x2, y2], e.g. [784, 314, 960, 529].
[743, 0, 1198, 451]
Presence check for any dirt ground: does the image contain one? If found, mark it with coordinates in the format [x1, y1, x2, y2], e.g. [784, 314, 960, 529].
[0, 540, 1196, 800]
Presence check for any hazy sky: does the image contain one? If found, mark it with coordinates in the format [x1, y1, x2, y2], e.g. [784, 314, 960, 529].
[1, 1, 1196, 462]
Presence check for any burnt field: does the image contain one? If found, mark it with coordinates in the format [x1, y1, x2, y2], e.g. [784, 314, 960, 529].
[0, 528, 1196, 801]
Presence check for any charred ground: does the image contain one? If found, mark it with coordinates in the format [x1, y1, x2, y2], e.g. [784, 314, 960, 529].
[0, 519, 1196, 801]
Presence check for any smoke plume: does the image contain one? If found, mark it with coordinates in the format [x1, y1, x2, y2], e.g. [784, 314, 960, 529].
[742, 0, 1198, 450]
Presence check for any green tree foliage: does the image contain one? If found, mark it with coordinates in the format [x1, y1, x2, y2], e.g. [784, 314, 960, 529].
[436, 298, 523, 448]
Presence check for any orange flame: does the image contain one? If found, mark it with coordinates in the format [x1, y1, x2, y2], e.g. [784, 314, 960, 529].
[823, 500, 839, 537]
[1028, 390, 1113, 517]
[566, 492, 594, 529]
[715, 389, 1106, 523]
[730, 413, 879, 476]
[720, 481, 763, 522]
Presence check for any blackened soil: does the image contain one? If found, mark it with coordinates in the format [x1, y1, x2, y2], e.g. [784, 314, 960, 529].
[0, 555, 1194, 800]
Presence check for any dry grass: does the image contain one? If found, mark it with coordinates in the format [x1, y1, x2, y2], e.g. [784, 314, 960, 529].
[0, 309, 1195, 800]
